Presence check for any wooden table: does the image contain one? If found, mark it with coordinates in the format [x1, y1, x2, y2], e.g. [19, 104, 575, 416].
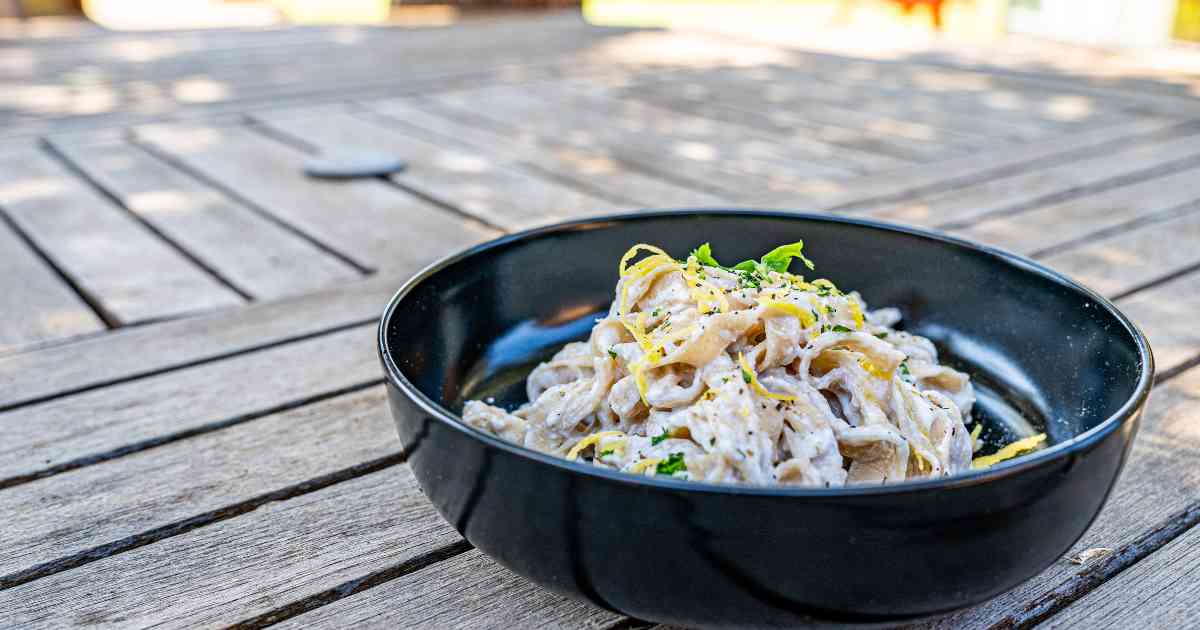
[2, 11, 1200, 628]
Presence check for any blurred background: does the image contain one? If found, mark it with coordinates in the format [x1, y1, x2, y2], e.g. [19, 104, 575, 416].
[3, 0, 1200, 354]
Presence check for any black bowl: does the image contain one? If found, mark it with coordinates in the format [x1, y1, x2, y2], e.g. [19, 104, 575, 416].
[378, 210, 1152, 628]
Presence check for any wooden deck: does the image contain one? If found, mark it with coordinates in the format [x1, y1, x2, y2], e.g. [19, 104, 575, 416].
[2, 10, 1200, 628]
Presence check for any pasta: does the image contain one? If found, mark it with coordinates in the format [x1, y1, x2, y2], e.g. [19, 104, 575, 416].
[463, 242, 1046, 487]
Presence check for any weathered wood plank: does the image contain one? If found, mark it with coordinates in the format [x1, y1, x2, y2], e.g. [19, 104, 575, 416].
[0, 147, 244, 324]
[1039, 206, 1200, 298]
[47, 134, 361, 300]
[954, 163, 1200, 257]
[863, 128, 1200, 228]
[251, 106, 624, 230]
[1043, 520, 1200, 629]
[0, 272, 398, 410]
[134, 122, 496, 270]
[275, 548, 621, 630]
[532, 79, 910, 174]
[623, 81, 980, 162]
[747, 117, 1179, 207]
[0, 14, 629, 130]
[429, 83, 864, 197]
[0, 324, 377, 487]
[0, 467, 462, 629]
[1115, 273, 1200, 375]
[0, 216, 104, 352]
[0, 385, 391, 580]
[916, 365, 1200, 628]
[625, 66, 1060, 142]
[358, 97, 727, 209]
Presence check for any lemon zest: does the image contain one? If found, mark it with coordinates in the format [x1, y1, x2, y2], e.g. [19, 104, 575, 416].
[970, 423, 983, 450]
[858, 357, 893, 381]
[737, 352, 797, 402]
[757, 298, 817, 328]
[972, 433, 1047, 469]
[618, 243, 671, 277]
[629, 458, 661, 475]
[566, 431, 626, 460]
[631, 360, 650, 406]
[683, 256, 729, 315]
[848, 298, 865, 330]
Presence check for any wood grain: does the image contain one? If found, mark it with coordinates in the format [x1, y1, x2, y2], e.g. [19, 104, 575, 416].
[0, 214, 103, 352]
[0, 467, 462, 629]
[955, 162, 1200, 257]
[0, 324, 378, 487]
[1115, 272, 1200, 375]
[1040, 204, 1200, 298]
[251, 106, 624, 230]
[0, 385, 393, 580]
[531, 79, 909, 174]
[359, 97, 726, 209]
[623, 81, 978, 162]
[275, 548, 622, 630]
[0, 272, 397, 411]
[749, 117, 1178, 208]
[0, 147, 244, 323]
[430, 83, 863, 197]
[1043, 520, 1200, 629]
[47, 133, 360, 300]
[863, 128, 1200, 228]
[133, 122, 496, 270]
[915, 365, 1200, 628]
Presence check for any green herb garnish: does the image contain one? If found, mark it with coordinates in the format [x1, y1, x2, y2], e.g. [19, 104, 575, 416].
[690, 241, 815, 276]
[608, 348, 618, 359]
[599, 449, 614, 457]
[832, 325, 852, 333]
[651, 429, 670, 446]
[691, 242, 721, 268]
[741, 368, 753, 384]
[900, 361, 911, 377]
[874, 332, 888, 339]
[656, 452, 687, 475]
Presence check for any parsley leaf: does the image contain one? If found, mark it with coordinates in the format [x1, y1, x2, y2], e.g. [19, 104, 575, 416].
[758, 241, 816, 273]
[650, 429, 670, 446]
[741, 367, 753, 384]
[691, 242, 722, 268]
[599, 449, 614, 457]
[900, 360, 911, 378]
[832, 325, 852, 333]
[607, 348, 618, 359]
[874, 332, 888, 339]
[656, 452, 687, 475]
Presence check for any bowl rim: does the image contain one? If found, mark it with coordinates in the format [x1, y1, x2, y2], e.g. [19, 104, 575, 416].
[378, 208, 1155, 497]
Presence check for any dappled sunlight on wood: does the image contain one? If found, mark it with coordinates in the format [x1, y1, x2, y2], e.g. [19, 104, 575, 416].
[126, 190, 200, 216]
[171, 78, 231, 104]
[582, 30, 789, 69]
[0, 176, 68, 205]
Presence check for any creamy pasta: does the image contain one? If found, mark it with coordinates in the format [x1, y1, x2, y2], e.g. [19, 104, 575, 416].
[463, 242, 1046, 487]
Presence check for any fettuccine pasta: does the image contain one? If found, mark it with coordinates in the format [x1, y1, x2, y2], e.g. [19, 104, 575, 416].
[463, 242, 1045, 486]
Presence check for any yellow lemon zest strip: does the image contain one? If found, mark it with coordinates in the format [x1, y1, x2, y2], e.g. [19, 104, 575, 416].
[683, 257, 729, 315]
[618, 243, 672, 277]
[970, 423, 983, 450]
[737, 352, 797, 402]
[618, 255, 677, 317]
[849, 298, 865, 330]
[972, 433, 1047, 469]
[566, 431, 627, 460]
[629, 458, 661, 475]
[631, 360, 650, 406]
[858, 357, 893, 381]
[757, 298, 816, 328]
